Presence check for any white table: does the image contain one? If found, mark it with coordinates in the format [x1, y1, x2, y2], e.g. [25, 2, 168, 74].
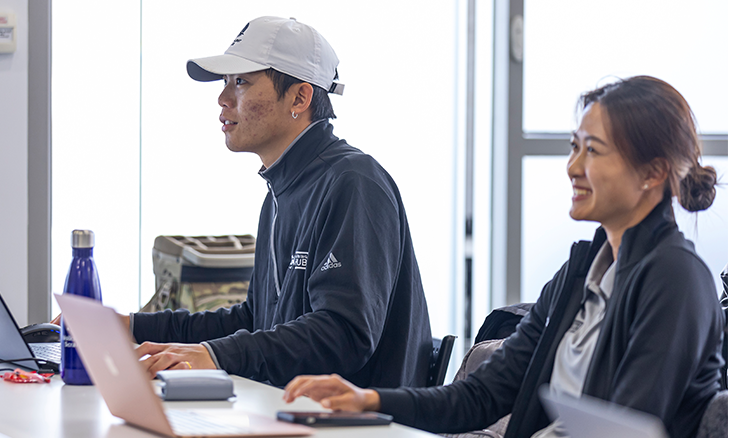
[0, 374, 435, 438]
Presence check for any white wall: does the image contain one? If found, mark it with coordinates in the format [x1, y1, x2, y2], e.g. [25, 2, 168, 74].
[0, 0, 28, 326]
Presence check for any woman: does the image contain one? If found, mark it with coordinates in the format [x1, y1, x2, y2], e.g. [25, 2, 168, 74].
[282, 76, 725, 438]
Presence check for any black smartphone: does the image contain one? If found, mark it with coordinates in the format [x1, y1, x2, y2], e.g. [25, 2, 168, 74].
[276, 411, 393, 427]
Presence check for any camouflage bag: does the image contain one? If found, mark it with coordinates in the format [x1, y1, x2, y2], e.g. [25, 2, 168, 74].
[141, 234, 255, 313]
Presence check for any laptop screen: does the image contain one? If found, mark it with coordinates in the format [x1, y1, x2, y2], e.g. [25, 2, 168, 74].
[539, 386, 668, 438]
[0, 293, 39, 372]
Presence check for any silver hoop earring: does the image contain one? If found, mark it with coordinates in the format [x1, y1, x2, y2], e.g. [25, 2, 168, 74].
[291, 111, 297, 120]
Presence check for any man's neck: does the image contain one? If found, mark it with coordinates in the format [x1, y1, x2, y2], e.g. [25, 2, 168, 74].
[261, 119, 323, 169]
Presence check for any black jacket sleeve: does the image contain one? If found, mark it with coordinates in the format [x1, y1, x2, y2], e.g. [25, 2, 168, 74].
[132, 278, 255, 343]
[375, 263, 567, 433]
[204, 171, 405, 385]
[602, 247, 724, 436]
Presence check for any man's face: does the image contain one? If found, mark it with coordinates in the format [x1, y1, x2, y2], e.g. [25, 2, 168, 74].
[218, 71, 295, 160]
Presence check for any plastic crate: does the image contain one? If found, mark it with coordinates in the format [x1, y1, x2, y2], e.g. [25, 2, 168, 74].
[141, 234, 255, 313]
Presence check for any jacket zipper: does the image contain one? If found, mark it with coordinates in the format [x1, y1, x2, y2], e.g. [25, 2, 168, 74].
[266, 181, 282, 297]
[505, 240, 590, 438]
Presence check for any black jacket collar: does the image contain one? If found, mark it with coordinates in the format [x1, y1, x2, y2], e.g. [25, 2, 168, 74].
[615, 195, 677, 270]
[259, 120, 338, 196]
[578, 196, 677, 298]
[585, 196, 676, 270]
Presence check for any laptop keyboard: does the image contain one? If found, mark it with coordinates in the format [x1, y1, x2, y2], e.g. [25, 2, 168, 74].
[29, 342, 61, 364]
[166, 410, 250, 436]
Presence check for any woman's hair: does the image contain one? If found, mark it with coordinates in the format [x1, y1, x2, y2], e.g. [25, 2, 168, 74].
[579, 76, 716, 212]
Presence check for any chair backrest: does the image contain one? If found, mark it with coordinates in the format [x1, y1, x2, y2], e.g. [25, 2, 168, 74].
[451, 338, 511, 437]
[452, 338, 506, 382]
[427, 335, 456, 387]
[696, 390, 728, 438]
[475, 303, 533, 343]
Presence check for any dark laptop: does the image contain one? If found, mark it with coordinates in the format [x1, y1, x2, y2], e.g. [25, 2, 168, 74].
[0, 292, 60, 373]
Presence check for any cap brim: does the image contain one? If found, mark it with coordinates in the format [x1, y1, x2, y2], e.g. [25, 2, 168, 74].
[186, 54, 269, 82]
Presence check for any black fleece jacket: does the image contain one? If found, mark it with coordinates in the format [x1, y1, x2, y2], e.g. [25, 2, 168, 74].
[377, 197, 724, 438]
[134, 121, 432, 388]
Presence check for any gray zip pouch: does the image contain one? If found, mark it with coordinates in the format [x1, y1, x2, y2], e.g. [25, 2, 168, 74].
[155, 369, 235, 401]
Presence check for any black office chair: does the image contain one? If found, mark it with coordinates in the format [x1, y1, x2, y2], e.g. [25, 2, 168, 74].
[427, 335, 456, 387]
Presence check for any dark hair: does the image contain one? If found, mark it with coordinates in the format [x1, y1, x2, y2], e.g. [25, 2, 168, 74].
[579, 76, 716, 212]
[264, 68, 336, 122]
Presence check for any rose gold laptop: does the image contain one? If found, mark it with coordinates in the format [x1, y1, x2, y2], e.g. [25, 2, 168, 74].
[54, 293, 313, 437]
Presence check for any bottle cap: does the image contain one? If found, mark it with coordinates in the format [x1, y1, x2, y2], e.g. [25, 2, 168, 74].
[71, 230, 95, 248]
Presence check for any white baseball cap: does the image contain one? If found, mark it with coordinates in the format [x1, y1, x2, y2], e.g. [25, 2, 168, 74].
[187, 16, 344, 95]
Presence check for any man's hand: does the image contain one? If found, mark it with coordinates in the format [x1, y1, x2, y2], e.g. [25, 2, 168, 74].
[283, 374, 380, 412]
[135, 342, 216, 379]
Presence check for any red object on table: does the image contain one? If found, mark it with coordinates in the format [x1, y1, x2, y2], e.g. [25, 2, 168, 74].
[3, 368, 52, 383]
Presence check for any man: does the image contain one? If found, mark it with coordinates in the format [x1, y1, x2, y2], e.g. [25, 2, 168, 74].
[130, 16, 432, 388]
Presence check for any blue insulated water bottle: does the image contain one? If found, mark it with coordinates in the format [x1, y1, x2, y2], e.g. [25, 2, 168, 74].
[61, 229, 102, 385]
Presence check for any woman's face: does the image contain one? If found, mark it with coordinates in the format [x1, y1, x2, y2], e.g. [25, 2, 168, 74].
[567, 103, 647, 232]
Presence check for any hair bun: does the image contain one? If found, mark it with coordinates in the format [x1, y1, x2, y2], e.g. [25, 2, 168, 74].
[679, 164, 717, 212]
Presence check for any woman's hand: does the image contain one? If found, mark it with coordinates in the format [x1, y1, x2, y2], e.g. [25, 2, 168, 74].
[283, 374, 381, 412]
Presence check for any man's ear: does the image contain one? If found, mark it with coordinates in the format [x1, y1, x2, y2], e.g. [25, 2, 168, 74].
[642, 157, 670, 190]
[290, 82, 314, 117]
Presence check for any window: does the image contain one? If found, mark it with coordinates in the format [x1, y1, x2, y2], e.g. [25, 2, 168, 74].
[522, 156, 728, 303]
[51, 1, 141, 314]
[48, 1, 728, 369]
[523, 0, 728, 135]
[492, 0, 728, 306]
[51, 1, 460, 340]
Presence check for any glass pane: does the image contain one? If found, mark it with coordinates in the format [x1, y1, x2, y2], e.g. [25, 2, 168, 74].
[521, 156, 728, 303]
[51, 1, 141, 316]
[521, 156, 598, 303]
[523, 0, 728, 134]
[52, 0, 457, 338]
[138, 1, 458, 337]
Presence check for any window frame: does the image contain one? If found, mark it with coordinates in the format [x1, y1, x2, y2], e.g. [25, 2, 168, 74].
[28, 0, 52, 323]
[498, 0, 729, 305]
